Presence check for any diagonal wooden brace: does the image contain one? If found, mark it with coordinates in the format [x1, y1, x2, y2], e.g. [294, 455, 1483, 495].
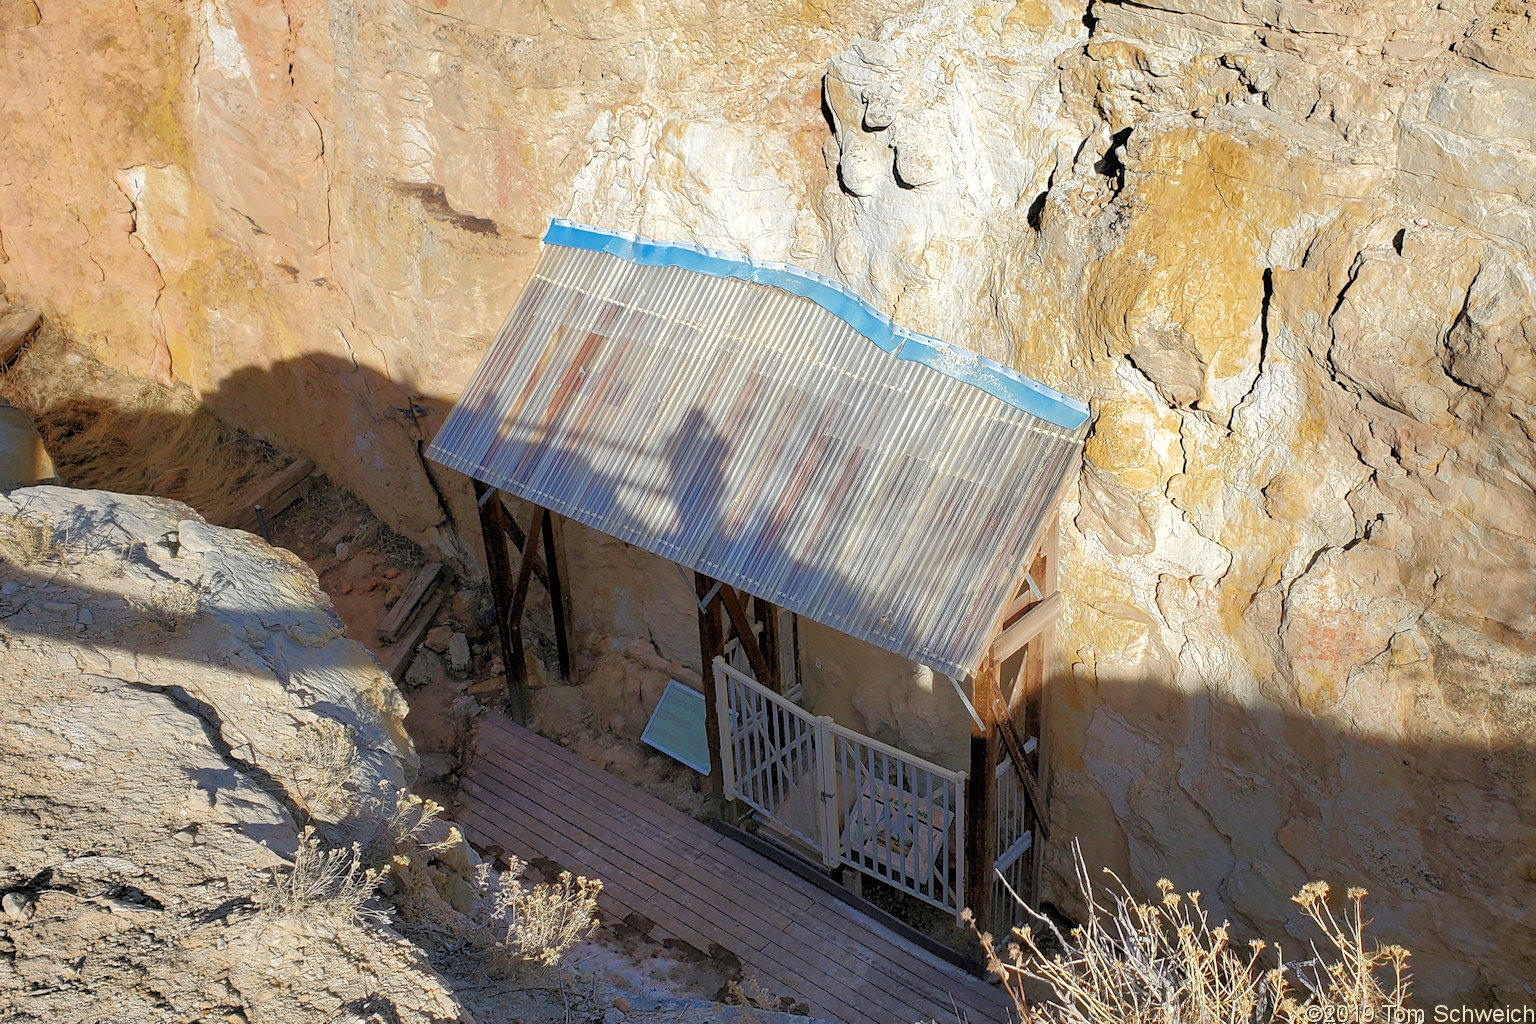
[993, 691, 1050, 842]
[718, 585, 775, 691]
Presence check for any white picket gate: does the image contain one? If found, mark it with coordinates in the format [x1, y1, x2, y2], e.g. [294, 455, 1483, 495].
[713, 658, 968, 922]
[992, 755, 1036, 936]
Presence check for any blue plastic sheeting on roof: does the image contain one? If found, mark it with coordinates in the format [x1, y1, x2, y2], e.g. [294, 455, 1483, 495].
[542, 219, 1090, 431]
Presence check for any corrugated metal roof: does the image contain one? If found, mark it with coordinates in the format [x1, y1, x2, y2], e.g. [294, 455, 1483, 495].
[429, 221, 1089, 680]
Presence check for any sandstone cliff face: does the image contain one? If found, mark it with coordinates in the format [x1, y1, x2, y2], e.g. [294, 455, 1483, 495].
[2, 0, 1534, 1004]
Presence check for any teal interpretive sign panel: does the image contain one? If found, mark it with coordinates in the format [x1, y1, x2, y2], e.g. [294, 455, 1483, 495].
[641, 679, 711, 775]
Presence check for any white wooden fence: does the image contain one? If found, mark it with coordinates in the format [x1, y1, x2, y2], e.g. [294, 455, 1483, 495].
[714, 658, 968, 922]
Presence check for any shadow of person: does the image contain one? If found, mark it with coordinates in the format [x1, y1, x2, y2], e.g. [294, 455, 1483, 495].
[660, 407, 731, 561]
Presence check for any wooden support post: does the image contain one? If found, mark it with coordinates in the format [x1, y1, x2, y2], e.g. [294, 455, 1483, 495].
[986, 515, 1063, 912]
[541, 511, 573, 682]
[475, 481, 529, 724]
[719, 585, 775, 691]
[498, 503, 546, 724]
[696, 572, 727, 813]
[1028, 518, 1060, 907]
[548, 513, 579, 685]
[495, 501, 549, 590]
[964, 653, 1000, 940]
[759, 597, 782, 694]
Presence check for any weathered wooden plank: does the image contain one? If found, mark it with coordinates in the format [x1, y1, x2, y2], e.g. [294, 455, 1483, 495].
[991, 590, 1061, 662]
[467, 764, 706, 911]
[459, 778, 660, 903]
[994, 695, 1049, 843]
[776, 919, 971, 1024]
[1024, 522, 1058, 908]
[490, 492, 549, 588]
[466, 777, 725, 955]
[477, 716, 702, 831]
[460, 790, 662, 918]
[695, 572, 727, 807]
[965, 654, 1000, 938]
[216, 458, 318, 533]
[541, 511, 573, 681]
[742, 956, 875, 1024]
[472, 744, 799, 939]
[771, 923, 959, 1024]
[475, 717, 837, 911]
[377, 591, 444, 682]
[376, 561, 444, 644]
[456, 802, 649, 923]
[472, 737, 801, 920]
[478, 716, 801, 878]
[784, 894, 1004, 1019]
[507, 505, 546, 623]
[474, 483, 530, 722]
[0, 306, 41, 366]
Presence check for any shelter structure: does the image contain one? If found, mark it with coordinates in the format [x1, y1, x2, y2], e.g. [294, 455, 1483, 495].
[429, 220, 1090, 938]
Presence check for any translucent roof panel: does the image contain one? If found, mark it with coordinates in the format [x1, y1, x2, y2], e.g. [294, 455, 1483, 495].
[429, 221, 1090, 680]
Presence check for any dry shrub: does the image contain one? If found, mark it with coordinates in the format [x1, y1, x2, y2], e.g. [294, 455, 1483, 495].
[364, 787, 451, 868]
[973, 846, 1412, 1024]
[137, 578, 208, 630]
[0, 325, 283, 516]
[0, 512, 58, 567]
[263, 789, 454, 926]
[468, 857, 601, 967]
[264, 825, 385, 924]
[275, 719, 361, 817]
[349, 513, 426, 568]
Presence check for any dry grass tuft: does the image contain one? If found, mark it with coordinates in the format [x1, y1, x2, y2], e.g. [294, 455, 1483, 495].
[972, 845, 1412, 1024]
[0, 512, 59, 567]
[136, 578, 209, 631]
[0, 325, 283, 516]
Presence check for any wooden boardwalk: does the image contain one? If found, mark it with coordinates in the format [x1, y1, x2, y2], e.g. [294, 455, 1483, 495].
[456, 714, 1013, 1024]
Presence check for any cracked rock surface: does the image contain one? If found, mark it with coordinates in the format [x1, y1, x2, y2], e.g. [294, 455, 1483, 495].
[0, 487, 467, 1023]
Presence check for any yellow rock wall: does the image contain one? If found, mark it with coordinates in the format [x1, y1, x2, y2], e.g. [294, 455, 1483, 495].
[3, 0, 1534, 1003]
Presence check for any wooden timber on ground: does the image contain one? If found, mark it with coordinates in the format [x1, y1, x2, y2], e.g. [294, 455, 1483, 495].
[214, 458, 319, 534]
[376, 561, 444, 644]
[377, 590, 445, 682]
[375, 562, 446, 682]
[457, 714, 1013, 1024]
[0, 306, 41, 367]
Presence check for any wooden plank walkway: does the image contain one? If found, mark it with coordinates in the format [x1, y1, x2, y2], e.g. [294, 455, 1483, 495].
[456, 714, 1012, 1024]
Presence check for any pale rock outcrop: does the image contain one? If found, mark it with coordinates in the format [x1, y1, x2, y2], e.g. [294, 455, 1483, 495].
[0, 487, 470, 1022]
[3, 0, 1536, 1005]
